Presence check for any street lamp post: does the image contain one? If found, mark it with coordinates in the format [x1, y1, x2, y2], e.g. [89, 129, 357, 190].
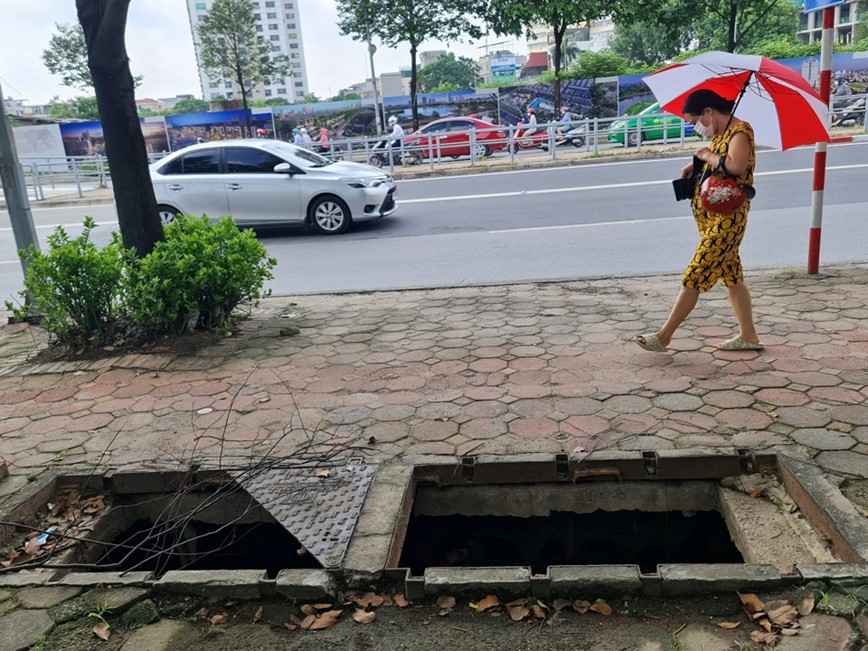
[366, 27, 382, 135]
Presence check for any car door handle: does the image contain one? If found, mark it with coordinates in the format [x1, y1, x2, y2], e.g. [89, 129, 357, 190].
[167, 184, 183, 191]
[226, 183, 243, 191]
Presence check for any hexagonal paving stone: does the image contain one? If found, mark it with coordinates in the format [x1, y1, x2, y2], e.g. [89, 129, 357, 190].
[774, 407, 832, 429]
[814, 451, 868, 478]
[790, 428, 856, 451]
[828, 405, 868, 427]
[652, 393, 704, 412]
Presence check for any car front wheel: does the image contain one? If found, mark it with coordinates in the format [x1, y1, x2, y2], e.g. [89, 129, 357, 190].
[309, 195, 351, 235]
[627, 132, 640, 147]
[157, 204, 182, 225]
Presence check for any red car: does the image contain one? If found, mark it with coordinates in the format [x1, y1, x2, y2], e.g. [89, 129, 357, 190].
[404, 117, 508, 160]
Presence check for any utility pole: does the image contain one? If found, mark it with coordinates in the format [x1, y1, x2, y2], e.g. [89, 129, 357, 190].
[0, 81, 40, 298]
[366, 26, 382, 135]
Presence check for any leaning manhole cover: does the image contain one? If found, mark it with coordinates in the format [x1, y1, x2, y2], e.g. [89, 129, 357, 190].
[234, 462, 377, 568]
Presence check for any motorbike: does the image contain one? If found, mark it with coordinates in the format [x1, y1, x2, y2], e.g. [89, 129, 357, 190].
[314, 143, 343, 161]
[831, 97, 866, 127]
[508, 123, 548, 153]
[367, 138, 420, 168]
[542, 125, 588, 149]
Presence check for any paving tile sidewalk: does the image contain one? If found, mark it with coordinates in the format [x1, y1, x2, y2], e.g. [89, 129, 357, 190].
[1, 264, 867, 500]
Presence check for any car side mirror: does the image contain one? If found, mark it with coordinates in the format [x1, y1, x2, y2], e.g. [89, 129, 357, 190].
[274, 162, 296, 174]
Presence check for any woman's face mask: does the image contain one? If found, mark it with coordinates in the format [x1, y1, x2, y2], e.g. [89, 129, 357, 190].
[693, 109, 713, 137]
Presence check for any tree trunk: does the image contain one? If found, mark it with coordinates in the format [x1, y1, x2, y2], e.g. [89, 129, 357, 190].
[727, 2, 738, 52]
[76, 0, 163, 257]
[237, 62, 253, 137]
[553, 20, 567, 112]
[410, 44, 419, 131]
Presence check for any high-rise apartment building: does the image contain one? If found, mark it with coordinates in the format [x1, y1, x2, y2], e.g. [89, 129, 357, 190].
[185, 0, 310, 103]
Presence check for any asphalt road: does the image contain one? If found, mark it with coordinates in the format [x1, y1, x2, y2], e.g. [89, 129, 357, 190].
[1, 141, 867, 300]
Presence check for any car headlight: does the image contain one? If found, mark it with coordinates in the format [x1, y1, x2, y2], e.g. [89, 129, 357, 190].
[342, 176, 388, 189]
[609, 120, 625, 131]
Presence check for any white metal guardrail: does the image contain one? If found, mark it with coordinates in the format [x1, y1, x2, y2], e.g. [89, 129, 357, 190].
[10, 101, 865, 201]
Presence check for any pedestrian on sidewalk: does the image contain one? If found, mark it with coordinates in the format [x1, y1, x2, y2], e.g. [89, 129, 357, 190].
[635, 89, 764, 353]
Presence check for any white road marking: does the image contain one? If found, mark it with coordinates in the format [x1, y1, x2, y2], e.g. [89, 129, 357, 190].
[0, 220, 116, 234]
[400, 163, 868, 204]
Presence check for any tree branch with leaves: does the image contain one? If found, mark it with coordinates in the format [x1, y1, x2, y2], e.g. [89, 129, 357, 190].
[197, 0, 289, 136]
[337, 0, 486, 130]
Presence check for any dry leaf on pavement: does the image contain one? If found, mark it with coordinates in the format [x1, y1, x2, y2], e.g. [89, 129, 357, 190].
[195, 607, 209, 619]
[738, 592, 765, 615]
[300, 604, 317, 616]
[283, 622, 298, 632]
[357, 592, 386, 608]
[92, 622, 111, 640]
[508, 605, 530, 621]
[312, 603, 334, 611]
[589, 600, 613, 616]
[394, 594, 411, 608]
[718, 621, 740, 629]
[552, 598, 572, 611]
[751, 630, 779, 645]
[436, 595, 456, 610]
[315, 468, 331, 478]
[309, 614, 340, 630]
[531, 604, 547, 619]
[572, 600, 591, 614]
[352, 609, 376, 624]
[798, 595, 815, 616]
[766, 602, 798, 627]
[253, 606, 264, 623]
[299, 614, 318, 630]
[475, 595, 501, 613]
[210, 614, 228, 625]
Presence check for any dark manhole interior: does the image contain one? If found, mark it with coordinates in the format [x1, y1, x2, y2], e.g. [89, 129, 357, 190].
[389, 453, 853, 577]
[400, 510, 742, 576]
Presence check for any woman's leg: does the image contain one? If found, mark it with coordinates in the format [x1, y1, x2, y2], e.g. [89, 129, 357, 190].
[726, 282, 760, 344]
[654, 286, 700, 347]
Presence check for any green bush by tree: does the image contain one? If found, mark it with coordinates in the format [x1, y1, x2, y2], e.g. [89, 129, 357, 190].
[9, 217, 127, 341]
[128, 215, 276, 334]
[10, 216, 276, 344]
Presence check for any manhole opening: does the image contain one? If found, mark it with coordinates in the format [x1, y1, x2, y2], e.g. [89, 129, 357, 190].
[388, 453, 851, 577]
[0, 472, 323, 578]
[400, 510, 742, 575]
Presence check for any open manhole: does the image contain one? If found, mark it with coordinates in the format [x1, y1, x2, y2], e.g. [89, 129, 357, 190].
[386, 452, 868, 596]
[0, 462, 376, 578]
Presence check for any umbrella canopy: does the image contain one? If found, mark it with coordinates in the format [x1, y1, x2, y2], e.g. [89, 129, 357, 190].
[643, 51, 830, 150]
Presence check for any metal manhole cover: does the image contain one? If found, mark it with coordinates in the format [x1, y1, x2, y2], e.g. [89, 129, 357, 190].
[234, 463, 377, 569]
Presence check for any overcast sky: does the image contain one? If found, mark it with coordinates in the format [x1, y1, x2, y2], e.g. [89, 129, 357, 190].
[0, 0, 525, 105]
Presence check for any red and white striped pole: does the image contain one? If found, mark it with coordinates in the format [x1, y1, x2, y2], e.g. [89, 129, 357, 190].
[807, 7, 835, 274]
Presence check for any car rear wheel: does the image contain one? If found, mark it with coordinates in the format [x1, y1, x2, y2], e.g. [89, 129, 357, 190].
[627, 132, 640, 147]
[309, 195, 351, 235]
[157, 204, 182, 225]
[472, 143, 491, 158]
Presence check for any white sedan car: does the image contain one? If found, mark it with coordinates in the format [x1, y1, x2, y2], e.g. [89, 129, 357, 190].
[150, 139, 397, 234]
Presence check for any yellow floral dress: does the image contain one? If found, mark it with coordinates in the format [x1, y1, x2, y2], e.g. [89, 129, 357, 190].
[682, 121, 756, 292]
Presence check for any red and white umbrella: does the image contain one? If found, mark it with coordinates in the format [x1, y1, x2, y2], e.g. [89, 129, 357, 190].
[643, 51, 830, 150]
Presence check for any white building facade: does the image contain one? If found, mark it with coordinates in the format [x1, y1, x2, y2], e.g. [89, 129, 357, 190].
[185, 0, 310, 102]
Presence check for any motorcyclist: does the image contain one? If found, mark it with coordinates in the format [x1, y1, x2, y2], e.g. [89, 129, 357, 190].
[300, 127, 313, 147]
[292, 127, 304, 145]
[833, 76, 852, 97]
[256, 128, 268, 138]
[521, 108, 538, 143]
[555, 106, 573, 141]
[387, 115, 404, 146]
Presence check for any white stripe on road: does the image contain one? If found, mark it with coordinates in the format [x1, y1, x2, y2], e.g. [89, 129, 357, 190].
[400, 163, 868, 205]
[0, 220, 116, 234]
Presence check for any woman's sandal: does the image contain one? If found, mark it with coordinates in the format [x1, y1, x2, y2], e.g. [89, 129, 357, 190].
[633, 333, 669, 352]
[719, 335, 764, 351]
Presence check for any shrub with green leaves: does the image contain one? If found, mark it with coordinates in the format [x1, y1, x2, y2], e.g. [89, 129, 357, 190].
[8, 217, 128, 341]
[127, 215, 276, 333]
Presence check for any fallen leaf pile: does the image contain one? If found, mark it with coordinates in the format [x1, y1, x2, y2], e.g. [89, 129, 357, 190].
[462, 595, 614, 622]
[1, 488, 107, 568]
[732, 592, 814, 646]
[196, 592, 413, 632]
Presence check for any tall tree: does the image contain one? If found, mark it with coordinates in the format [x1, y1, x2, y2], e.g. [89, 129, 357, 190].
[48, 96, 101, 120]
[609, 1, 694, 67]
[42, 22, 142, 90]
[485, 0, 661, 110]
[170, 98, 210, 114]
[418, 53, 479, 92]
[196, 0, 289, 136]
[337, 0, 486, 130]
[76, 0, 163, 257]
[694, 0, 792, 52]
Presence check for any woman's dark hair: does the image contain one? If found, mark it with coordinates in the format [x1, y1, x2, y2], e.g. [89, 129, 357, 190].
[683, 89, 735, 116]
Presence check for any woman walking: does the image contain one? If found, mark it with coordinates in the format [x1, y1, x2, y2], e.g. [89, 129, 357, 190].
[635, 88, 763, 352]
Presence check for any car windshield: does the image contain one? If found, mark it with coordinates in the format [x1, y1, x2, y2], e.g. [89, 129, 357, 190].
[263, 141, 333, 168]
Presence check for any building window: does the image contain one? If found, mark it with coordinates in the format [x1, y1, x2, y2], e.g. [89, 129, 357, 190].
[256, 25, 263, 31]
[269, 23, 278, 29]
[265, 1, 275, 5]
[270, 35, 279, 40]
[286, 22, 296, 28]
[284, 2, 293, 7]
[286, 13, 294, 19]
[210, 92, 222, 99]
[254, 13, 260, 19]
[290, 53, 299, 58]
[840, 4, 851, 23]
[287, 33, 297, 39]
[225, 81, 233, 88]
[294, 82, 304, 88]
[277, 88, 286, 94]
[272, 44, 281, 51]
[289, 43, 298, 49]
[209, 81, 219, 88]
[265, 89, 272, 97]
[267, 12, 277, 18]
[195, 2, 206, 9]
